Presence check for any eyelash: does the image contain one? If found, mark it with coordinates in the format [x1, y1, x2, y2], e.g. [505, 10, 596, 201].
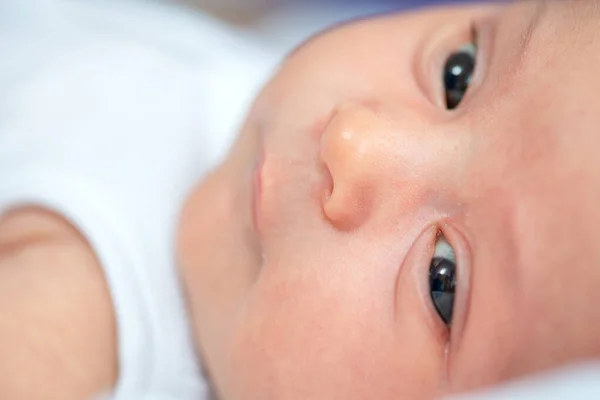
[470, 21, 482, 82]
[470, 23, 479, 49]
[465, 22, 482, 100]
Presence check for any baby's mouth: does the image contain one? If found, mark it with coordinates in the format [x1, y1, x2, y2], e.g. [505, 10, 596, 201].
[251, 145, 265, 239]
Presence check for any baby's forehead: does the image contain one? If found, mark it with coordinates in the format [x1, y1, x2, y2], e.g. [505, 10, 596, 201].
[454, 0, 600, 378]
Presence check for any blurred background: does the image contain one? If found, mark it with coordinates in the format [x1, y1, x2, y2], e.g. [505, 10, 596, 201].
[178, 0, 458, 56]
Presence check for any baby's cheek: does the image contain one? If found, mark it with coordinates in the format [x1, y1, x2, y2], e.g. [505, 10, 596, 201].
[394, 285, 448, 397]
[221, 261, 444, 400]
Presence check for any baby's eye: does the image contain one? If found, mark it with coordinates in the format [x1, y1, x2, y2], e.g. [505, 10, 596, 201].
[429, 236, 456, 326]
[443, 43, 476, 110]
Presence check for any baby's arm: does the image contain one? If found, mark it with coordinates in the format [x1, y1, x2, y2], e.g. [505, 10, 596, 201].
[0, 208, 117, 399]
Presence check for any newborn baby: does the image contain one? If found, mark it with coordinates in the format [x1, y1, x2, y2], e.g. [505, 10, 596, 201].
[182, 0, 600, 398]
[1, 0, 600, 399]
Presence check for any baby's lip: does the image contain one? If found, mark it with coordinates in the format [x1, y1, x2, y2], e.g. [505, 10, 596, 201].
[251, 146, 265, 238]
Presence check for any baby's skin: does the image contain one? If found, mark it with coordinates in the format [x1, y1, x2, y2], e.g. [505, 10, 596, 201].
[1, 1, 599, 399]
[179, 0, 600, 398]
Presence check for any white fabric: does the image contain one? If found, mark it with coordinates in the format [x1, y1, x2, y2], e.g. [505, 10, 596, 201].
[2, 1, 600, 399]
[449, 362, 600, 400]
[0, 1, 276, 398]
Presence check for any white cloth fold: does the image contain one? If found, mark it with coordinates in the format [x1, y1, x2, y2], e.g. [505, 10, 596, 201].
[0, 1, 277, 398]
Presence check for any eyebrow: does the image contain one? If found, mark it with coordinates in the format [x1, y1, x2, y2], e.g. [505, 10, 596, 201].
[517, 0, 548, 58]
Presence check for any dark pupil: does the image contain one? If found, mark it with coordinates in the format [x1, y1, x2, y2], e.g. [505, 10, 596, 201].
[429, 258, 456, 325]
[444, 50, 475, 110]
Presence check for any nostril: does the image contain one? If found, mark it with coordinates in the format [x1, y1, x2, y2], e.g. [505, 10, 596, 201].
[323, 184, 372, 231]
[321, 162, 334, 203]
[322, 160, 374, 230]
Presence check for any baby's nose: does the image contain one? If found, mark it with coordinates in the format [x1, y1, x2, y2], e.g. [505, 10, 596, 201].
[320, 102, 459, 230]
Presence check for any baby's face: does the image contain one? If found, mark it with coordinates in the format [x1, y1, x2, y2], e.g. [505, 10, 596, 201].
[179, 1, 600, 398]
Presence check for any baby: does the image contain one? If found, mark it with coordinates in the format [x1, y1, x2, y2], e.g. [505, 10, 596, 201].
[180, 0, 600, 398]
[1, 0, 600, 399]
